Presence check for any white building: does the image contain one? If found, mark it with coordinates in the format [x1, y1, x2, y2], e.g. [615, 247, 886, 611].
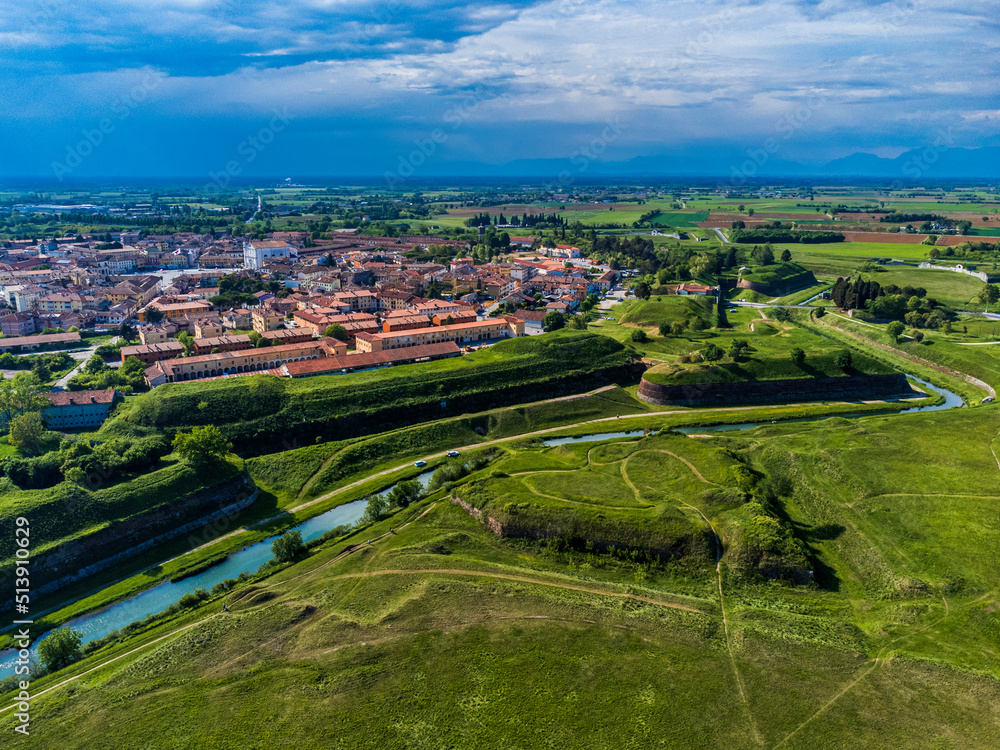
[244, 240, 294, 269]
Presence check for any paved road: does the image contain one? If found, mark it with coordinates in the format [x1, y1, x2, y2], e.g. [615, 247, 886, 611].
[713, 228, 730, 243]
[51, 336, 119, 392]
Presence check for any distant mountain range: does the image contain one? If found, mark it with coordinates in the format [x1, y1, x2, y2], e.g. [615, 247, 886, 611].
[406, 146, 1000, 181]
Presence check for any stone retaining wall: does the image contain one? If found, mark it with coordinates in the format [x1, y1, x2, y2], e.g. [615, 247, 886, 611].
[637, 372, 911, 407]
[24, 473, 258, 599]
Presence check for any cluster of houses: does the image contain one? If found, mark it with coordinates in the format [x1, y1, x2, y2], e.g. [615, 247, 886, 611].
[0, 229, 623, 394]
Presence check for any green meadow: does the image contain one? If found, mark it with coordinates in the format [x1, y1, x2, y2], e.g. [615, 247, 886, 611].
[6, 406, 1000, 749]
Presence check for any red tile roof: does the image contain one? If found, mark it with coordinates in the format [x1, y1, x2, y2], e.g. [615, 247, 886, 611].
[47, 389, 119, 407]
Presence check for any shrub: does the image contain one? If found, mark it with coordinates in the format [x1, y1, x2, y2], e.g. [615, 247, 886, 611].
[703, 343, 724, 361]
[38, 627, 83, 672]
[631, 329, 648, 342]
[271, 530, 304, 563]
[771, 306, 792, 322]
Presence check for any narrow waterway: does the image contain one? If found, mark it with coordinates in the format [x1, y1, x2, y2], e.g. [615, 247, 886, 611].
[0, 376, 965, 679]
[0, 470, 436, 678]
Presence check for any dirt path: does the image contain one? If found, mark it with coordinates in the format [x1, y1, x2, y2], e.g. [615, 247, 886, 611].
[678, 497, 763, 746]
[0, 501, 703, 714]
[328, 569, 705, 613]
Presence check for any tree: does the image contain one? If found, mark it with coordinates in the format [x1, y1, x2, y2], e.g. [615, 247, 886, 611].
[145, 307, 164, 323]
[323, 324, 349, 341]
[658, 322, 671, 337]
[751, 245, 774, 266]
[31, 358, 50, 382]
[631, 329, 648, 342]
[172, 425, 232, 468]
[83, 354, 107, 375]
[38, 627, 83, 672]
[780, 248, 792, 262]
[977, 283, 1000, 312]
[635, 281, 651, 300]
[790, 347, 805, 365]
[8, 412, 47, 454]
[834, 350, 852, 369]
[363, 492, 390, 523]
[387, 480, 422, 508]
[703, 343, 724, 361]
[271, 530, 304, 563]
[747, 208, 755, 217]
[0, 372, 48, 426]
[770, 306, 792, 322]
[728, 339, 749, 360]
[118, 322, 138, 343]
[543, 311, 565, 332]
[670, 321, 686, 336]
[567, 314, 588, 330]
[886, 321, 905, 342]
[177, 331, 194, 356]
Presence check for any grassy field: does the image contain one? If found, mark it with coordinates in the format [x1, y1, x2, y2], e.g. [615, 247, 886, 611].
[6, 406, 1000, 748]
[0, 457, 244, 569]
[592, 299, 891, 385]
[790, 241, 931, 260]
[817, 312, 1000, 393]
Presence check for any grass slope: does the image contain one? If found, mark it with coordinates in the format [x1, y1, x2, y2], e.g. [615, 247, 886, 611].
[101, 332, 638, 453]
[6, 406, 1000, 748]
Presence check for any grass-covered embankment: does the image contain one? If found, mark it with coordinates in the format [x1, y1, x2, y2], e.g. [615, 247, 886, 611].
[100, 331, 639, 453]
[7, 406, 1000, 748]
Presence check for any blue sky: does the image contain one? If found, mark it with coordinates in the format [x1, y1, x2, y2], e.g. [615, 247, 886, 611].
[1, 0, 998, 180]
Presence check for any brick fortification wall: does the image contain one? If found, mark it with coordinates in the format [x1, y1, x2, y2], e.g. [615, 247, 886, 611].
[637, 373, 911, 407]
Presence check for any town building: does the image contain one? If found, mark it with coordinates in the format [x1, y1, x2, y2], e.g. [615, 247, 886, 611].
[355, 318, 523, 353]
[43, 390, 122, 430]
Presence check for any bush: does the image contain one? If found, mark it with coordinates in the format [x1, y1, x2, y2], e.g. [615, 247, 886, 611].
[771, 306, 792, 322]
[658, 322, 670, 337]
[703, 343, 724, 361]
[38, 627, 83, 672]
[790, 347, 805, 365]
[631, 329, 648, 342]
[271, 530, 304, 563]
[834, 350, 852, 369]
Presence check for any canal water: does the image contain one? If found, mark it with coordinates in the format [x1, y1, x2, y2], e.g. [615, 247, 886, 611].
[0, 377, 965, 678]
[0, 470, 436, 678]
